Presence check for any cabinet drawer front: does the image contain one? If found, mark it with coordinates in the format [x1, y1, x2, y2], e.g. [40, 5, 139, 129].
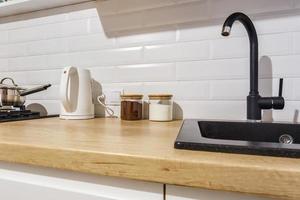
[166, 185, 273, 200]
[0, 179, 115, 200]
[0, 162, 163, 200]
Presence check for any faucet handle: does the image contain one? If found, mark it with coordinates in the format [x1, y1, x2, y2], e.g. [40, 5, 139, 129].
[278, 78, 283, 97]
[258, 78, 285, 110]
[274, 78, 284, 109]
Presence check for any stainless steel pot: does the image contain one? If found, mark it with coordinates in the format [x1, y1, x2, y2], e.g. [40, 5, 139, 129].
[0, 77, 51, 107]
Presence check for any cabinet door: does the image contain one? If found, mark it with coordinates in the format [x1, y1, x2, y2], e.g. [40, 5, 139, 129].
[166, 185, 273, 200]
[0, 178, 114, 200]
[0, 161, 163, 200]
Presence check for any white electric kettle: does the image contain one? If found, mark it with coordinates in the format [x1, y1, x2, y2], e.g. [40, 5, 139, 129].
[59, 66, 94, 120]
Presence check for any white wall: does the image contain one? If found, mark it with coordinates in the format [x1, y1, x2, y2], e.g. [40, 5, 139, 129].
[1, 0, 300, 122]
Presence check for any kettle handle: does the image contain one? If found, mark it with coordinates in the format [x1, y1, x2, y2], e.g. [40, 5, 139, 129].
[60, 66, 76, 112]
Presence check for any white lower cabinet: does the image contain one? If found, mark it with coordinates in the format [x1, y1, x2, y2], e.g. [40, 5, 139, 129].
[166, 185, 274, 200]
[0, 162, 163, 200]
[0, 161, 277, 200]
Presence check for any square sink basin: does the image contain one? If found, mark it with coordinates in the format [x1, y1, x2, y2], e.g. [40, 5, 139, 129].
[174, 119, 300, 158]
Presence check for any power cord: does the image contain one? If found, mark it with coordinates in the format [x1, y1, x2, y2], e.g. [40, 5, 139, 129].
[97, 94, 117, 118]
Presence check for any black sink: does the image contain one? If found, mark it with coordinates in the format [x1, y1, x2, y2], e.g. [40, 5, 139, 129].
[174, 119, 300, 158]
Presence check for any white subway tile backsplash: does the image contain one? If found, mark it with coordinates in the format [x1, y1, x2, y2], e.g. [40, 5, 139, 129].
[176, 100, 246, 120]
[68, 46, 143, 67]
[109, 47, 144, 65]
[68, 33, 115, 52]
[271, 55, 300, 78]
[68, 51, 98, 67]
[0, 45, 10, 58]
[209, 78, 290, 101]
[292, 79, 300, 100]
[1, 0, 300, 121]
[8, 55, 47, 71]
[8, 26, 46, 43]
[2, 43, 28, 58]
[2, 70, 61, 85]
[88, 17, 105, 34]
[292, 32, 300, 54]
[259, 33, 292, 56]
[61, 19, 89, 36]
[0, 71, 30, 85]
[114, 63, 176, 83]
[255, 16, 299, 34]
[144, 44, 178, 62]
[210, 80, 248, 100]
[102, 82, 144, 94]
[175, 81, 210, 100]
[46, 54, 70, 69]
[116, 27, 176, 47]
[272, 101, 300, 122]
[90, 66, 115, 83]
[176, 59, 249, 81]
[0, 31, 8, 44]
[178, 23, 222, 42]
[27, 38, 68, 56]
[144, 41, 209, 62]
[28, 70, 61, 85]
[0, 58, 8, 72]
[25, 19, 89, 42]
[211, 37, 248, 59]
[142, 82, 177, 96]
[259, 79, 273, 97]
[177, 41, 210, 61]
[44, 23, 65, 39]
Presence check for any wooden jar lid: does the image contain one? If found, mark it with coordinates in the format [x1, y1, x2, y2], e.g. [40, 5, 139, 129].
[121, 94, 143, 100]
[148, 94, 173, 100]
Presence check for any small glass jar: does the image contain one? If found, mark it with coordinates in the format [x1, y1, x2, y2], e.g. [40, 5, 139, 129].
[148, 94, 173, 122]
[120, 94, 143, 120]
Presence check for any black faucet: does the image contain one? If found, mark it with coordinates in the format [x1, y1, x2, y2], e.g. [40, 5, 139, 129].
[221, 12, 284, 121]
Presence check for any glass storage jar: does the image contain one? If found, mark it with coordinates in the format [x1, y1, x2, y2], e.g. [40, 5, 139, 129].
[120, 94, 143, 120]
[148, 94, 173, 122]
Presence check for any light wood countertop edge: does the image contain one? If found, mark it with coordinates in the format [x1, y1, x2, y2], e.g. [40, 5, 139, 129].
[0, 142, 298, 200]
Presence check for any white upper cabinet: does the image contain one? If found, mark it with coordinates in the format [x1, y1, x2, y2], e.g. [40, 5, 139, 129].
[0, 0, 103, 17]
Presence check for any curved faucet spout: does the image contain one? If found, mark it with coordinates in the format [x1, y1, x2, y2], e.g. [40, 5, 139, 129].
[221, 12, 258, 95]
[221, 12, 285, 121]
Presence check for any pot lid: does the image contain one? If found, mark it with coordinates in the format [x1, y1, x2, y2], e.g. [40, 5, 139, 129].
[0, 84, 25, 90]
[0, 78, 25, 90]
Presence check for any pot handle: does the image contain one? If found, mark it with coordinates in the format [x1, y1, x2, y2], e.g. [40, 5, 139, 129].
[0, 77, 17, 86]
[20, 84, 52, 96]
[60, 67, 76, 112]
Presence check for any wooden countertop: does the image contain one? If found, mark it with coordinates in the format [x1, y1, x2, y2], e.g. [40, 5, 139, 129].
[0, 118, 299, 200]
